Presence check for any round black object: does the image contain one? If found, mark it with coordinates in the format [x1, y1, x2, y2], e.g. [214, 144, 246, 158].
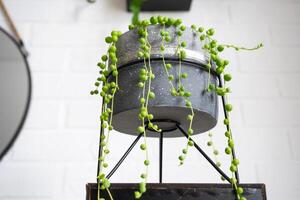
[0, 27, 31, 160]
[109, 25, 218, 137]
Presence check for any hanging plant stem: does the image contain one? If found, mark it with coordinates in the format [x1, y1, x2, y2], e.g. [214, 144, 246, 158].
[134, 24, 163, 199]
[222, 43, 263, 51]
[157, 20, 195, 165]
[206, 132, 222, 170]
[91, 30, 123, 200]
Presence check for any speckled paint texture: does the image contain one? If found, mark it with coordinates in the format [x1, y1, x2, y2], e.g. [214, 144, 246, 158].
[108, 25, 218, 137]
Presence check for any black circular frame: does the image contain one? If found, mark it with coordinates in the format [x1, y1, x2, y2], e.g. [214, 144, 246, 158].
[0, 26, 32, 161]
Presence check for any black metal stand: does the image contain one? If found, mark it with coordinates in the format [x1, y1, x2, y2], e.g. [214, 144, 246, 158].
[104, 122, 238, 185]
[106, 133, 143, 179]
[97, 76, 240, 188]
[159, 131, 163, 183]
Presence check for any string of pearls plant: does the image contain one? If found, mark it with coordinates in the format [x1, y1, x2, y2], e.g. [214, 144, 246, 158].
[90, 30, 121, 200]
[91, 16, 263, 200]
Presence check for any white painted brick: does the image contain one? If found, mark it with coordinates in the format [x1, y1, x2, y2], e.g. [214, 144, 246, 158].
[206, 0, 299, 2]
[1, 0, 299, 199]
[270, 26, 300, 46]
[278, 74, 300, 98]
[62, 74, 98, 99]
[0, 198, 48, 200]
[0, 163, 63, 197]
[63, 163, 96, 198]
[1, 1, 76, 22]
[288, 128, 300, 161]
[187, 1, 230, 25]
[234, 127, 291, 161]
[23, 100, 63, 129]
[66, 100, 100, 129]
[256, 162, 300, 200]
[31, 23, 113, 46]
[27, 47, 69, 72]
[230, 73, 279, 98]
[74, 0, 131, 23]
[11, 130, 97, 162]
[237, 46, 300, 73]
[31, 73, 63, 99]
[242, 100, 300, 127]
[213, 24, 271, 47]
[69, 47, 104, 73]
[229, 2, 300, 24]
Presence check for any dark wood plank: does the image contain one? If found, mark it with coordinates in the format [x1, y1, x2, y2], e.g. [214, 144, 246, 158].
[86, 183, 267, 200]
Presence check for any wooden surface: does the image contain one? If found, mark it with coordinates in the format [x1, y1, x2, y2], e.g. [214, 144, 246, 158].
[86, 183, 267, 200]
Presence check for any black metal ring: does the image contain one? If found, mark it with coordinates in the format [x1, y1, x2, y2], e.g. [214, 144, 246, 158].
[0, 27, 32, 161]
[145, 119, 180, 132]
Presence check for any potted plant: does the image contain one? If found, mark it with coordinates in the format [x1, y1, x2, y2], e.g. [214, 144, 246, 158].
[90, 5, 263, 200]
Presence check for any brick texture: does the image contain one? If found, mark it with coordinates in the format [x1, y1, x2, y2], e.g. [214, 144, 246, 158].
[0, 0, 299, 199]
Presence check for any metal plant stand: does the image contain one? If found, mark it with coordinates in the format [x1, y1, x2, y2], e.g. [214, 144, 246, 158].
[89, 73, 269, 200]
[97, 75, 240, 185]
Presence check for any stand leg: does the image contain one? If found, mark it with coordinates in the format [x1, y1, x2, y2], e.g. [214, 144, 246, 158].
[176, 124, 231, 183]
[218, 75, 240, 183]
[159, 132, 164, 183]
[106, 133, 143, 179]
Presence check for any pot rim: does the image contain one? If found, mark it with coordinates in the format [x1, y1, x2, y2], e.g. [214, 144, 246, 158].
[111, 24, 213, 72]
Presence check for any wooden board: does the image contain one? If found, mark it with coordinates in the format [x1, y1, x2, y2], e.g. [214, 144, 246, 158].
[86, 183, 267, 200]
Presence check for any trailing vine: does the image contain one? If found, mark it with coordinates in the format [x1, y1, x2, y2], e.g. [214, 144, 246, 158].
[90, 30, 123, 200]
[192, 23, 263, 200]
[91, 16, 263, 200]
[135, 22, 162, 198]
[207, 131, 222, 170]
[155, 17, 195, 165]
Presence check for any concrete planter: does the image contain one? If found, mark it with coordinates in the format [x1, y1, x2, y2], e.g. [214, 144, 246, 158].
[108, 25, 218, 137]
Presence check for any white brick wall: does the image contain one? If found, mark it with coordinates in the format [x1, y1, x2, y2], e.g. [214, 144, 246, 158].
[1, 0, 299, 199]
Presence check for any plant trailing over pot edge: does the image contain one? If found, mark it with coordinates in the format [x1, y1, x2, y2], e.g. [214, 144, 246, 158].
[91, 15, 263, 200]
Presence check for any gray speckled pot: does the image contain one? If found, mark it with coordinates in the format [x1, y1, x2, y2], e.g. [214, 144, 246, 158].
[108, 25, 218, 137]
